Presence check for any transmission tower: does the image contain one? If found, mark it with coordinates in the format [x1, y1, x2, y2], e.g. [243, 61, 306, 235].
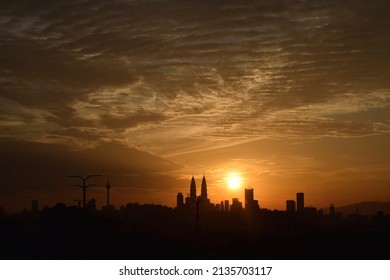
[68, 175, 102, 208]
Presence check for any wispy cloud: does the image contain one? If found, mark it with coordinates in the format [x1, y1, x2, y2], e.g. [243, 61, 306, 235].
[1, 0, 389, 154]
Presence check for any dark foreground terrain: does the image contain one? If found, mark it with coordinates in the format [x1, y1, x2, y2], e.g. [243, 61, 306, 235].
[1, 204, 389, 259]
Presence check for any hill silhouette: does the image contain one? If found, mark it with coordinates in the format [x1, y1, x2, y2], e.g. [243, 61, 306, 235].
[324, 201, 390, 216]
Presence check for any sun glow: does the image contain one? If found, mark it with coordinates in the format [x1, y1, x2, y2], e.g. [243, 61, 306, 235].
[226, 173, 242, 190]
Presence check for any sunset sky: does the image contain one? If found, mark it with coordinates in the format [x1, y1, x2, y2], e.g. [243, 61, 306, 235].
[1, 0, 389, 213]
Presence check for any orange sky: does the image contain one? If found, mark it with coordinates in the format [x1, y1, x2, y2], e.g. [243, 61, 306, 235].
[0, 0, 389, 213]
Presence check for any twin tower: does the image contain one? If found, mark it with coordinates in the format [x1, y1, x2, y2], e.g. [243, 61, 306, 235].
[177, 175, 210, 210]
[190, 175, 208, 202]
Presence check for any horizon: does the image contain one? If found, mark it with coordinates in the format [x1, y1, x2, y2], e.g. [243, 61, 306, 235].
[1, 0, 390, 214]
[2, 172, 390, 215]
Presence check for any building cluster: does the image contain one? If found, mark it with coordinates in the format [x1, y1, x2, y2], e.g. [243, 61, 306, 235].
[285, 192, 319, 215]
[14, 175, 341, 217]
[176, 176, 342, 217]
[176, 175, 212, 214]
[286, 192, 305, 212]
[176, 175, 260, 214]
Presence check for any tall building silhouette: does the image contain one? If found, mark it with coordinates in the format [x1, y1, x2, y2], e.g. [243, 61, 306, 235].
[190, 176, 197, 202]
[184, 176, 198, 214]
[286, 200, 296, 212]
[245, 188, 254, 209]
[105, 175, 111, 207]
[198, 175, 211, 215]
[245, 187, 260, 212]
[177, 192, 184, 209]
[297, 192, 304, 212]
[200, 175, 207, 201]
[231, 198, 243, 212]
[220, 201, 224, 211]
[224, 200, 230, 212]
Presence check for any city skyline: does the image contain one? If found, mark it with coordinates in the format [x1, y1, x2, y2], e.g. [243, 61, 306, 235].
[1, 0, 390, 213]
[2, 173, 389, 260]
[2, 173, 389, 217]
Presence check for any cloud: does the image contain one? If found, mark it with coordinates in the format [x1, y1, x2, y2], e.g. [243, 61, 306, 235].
[0, 138, 182, 196]
[100, 109, 167, 130]
[0, 0, 389, 155]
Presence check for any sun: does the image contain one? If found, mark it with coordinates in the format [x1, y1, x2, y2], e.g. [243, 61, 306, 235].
[226, 173, 242, 190]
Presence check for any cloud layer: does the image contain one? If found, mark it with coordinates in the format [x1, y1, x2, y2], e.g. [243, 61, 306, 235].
[1, 0, 389, 154]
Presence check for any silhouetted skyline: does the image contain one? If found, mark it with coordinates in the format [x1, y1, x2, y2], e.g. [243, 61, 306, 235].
[1, 176, 390, 260]
[3, 174, 390, 218]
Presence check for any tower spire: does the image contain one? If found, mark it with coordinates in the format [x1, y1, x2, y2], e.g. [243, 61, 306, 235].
[201, 174, 207, 200]
[105, 174, 111, 207]
[190, 175, 197, 202]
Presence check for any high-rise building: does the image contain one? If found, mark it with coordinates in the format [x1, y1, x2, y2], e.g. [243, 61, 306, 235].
[230, 198, 243, 212]
[286, 200, 296, 212]
[296, 192, 304, 212]
[105, 175, 111, 207]
[177, 193, 184, 209]
[231, 198, 243, 212]
[190, 176, 197, 202]
[198, 175, 211, 215]
[176, 193, 184, 209]
[220, 201, 224, 211]
[224, 200, 230, 212]
[200, 175, 207, 201]
[245, 188, 254, 209]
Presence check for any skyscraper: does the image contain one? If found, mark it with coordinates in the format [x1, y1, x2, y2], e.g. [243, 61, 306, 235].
[200, 175, 207, 201]
[245, 188, 254, 209]
[190, 176, 197, 202]
[297, 192, 304, 212]
[177, 192, 184, 209]
[224, 200, 230, 212]
[231, 198, 243, 212]
[105, 175, 111, 207]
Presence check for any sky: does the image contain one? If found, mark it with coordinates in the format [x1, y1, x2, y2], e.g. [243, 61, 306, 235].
[1, 0, 390, 213]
